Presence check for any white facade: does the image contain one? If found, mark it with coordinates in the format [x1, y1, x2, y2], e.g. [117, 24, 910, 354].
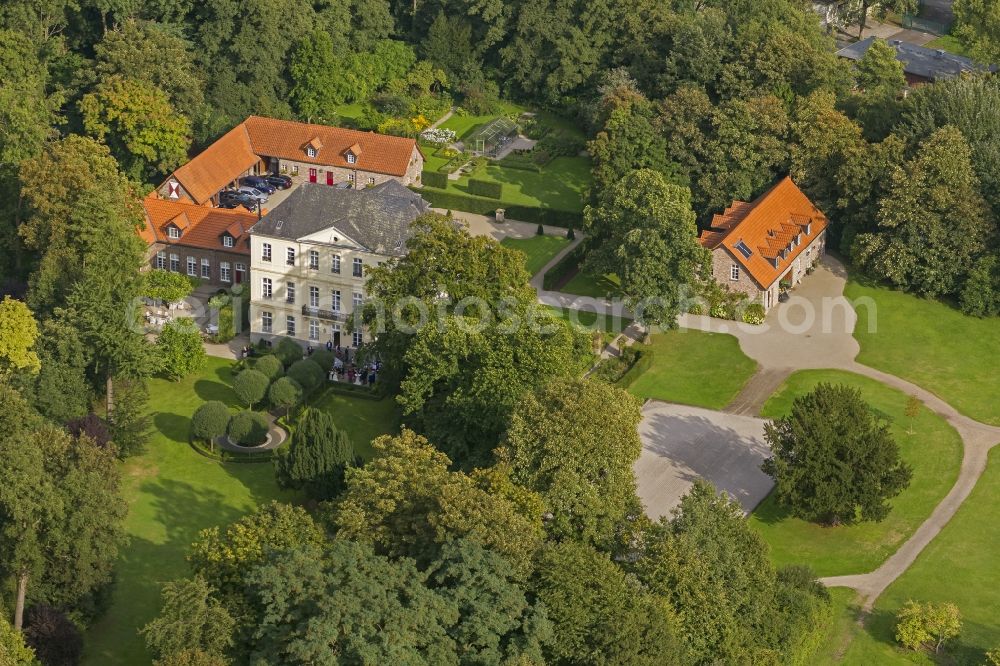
[248, 229, 390, 349]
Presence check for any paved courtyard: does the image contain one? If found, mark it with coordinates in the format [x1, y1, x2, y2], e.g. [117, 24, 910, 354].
[635, 401, 774, 519]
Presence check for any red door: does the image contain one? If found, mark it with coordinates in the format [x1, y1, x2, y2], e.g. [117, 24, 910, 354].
[309, 168, 317, 183]
[326, 171, 333, 186]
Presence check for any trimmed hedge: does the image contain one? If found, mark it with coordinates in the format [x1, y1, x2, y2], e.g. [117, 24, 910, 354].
[468, 178, 502, 199]
[542, 244, 586, 291]
[422, 170, 448, 189]
[412, 187, 583, 229]
[616, 346, 655, 389]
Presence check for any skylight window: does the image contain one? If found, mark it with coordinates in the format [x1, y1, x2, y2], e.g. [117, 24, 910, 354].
[734, 240, 753, 259]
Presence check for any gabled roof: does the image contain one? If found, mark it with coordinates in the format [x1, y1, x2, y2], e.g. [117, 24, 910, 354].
[837, 36, 997, 82]
[141, 196, 257, 254]
[699, 177, 828, 289]
[169, 124, 258, 205]
[250, 181, 430, 256]
[243, 116, 415, 176]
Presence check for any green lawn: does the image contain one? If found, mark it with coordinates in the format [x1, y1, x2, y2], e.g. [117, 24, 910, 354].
[625, 330, 758, 409]
[83, 357, 298, 665]
[83, 358, 401, 664]
[846, 280, 1000, 426]
[560, 267, 622, 298]
[816, 447, 1000, 665]
[501, 234, 571, 277]
[334, 102, 368, 123]
[307, 389, 400, 460]
[924, 34, 970, 57]
[749, 370, 963, 577]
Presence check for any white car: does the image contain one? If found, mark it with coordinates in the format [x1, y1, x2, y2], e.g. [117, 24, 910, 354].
[237, 186, 268, 203]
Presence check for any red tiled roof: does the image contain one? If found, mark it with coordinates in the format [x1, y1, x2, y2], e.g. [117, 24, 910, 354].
[243, 116, 415, 176]
[699, 176, 829, 288]
[169, 124, 258, 205]
[141, 196, 257, 254]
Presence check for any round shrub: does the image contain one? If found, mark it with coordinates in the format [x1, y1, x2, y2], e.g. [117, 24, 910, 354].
[687, 302, 704, 315]
[274, 337, 304, 367]
[269, 377, 303, 414]
[190, 401, 231, 441]
[287, 359, 325, 392]
[254, 354, 284, 381]
[309, 349, 336, 372]
[227, 411, 269, 446]
[709, 301, 732, 320]
[742, 303, 766, 325]
[232, 369, 270, 408]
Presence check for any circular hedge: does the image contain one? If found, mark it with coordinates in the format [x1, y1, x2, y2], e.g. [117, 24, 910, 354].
[255, 354, 284, 381]
[191, 401, 231, 440]
[287, 359, 325, 392]
[227, 411, 270, 446]
[274, 338, 304, 367]
[309, 349, 336, 371]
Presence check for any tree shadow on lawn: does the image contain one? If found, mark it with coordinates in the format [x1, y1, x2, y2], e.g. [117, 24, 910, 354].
[152, 412, 192, 444]
[193, 378, 239, 406]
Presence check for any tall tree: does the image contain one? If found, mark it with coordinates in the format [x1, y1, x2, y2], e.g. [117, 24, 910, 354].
[850, 37, 906, 139]
[589, 99, 677, 194]
[853, 126, 996, 298]
[584, 169, 708, 326]
[532, 540, 684, 665]
[331, 430, 545, 577]
[274, 408, 355, 500]
[762, 383, 912, 525]
[0, 297, 41, 380]
[289, 30, 343, 123]
[80, 75, 191, 181]
[141, 577, 234, 661]
[501, 378, 643, 548]
[953, 0, 1000, 64]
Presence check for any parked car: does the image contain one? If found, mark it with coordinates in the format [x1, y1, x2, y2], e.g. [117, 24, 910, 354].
[263, 173, 292, 190]
[238, 176, 275, 194]
[237, 185, 269, 203]
[218, 189, 256, 211]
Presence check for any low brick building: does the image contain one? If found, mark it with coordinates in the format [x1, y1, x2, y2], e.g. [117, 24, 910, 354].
[157, 116, 423, 206]
[699, 177, 828, 311]
[140, 196, 258, 287]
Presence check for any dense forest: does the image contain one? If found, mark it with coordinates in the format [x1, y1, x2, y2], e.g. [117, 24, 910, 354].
[1, 0, 999, 663]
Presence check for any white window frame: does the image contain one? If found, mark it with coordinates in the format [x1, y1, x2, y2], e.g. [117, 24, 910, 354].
[286, 315, 296, 337]
[286, 282, 296, 303]
[308, 319, 319, 341]
[235, 263, 245, 282]
[331, 290, 341, 313]
[223, 235, 234, 248]
[308, 249, 319, 270]
[286, 247, 295, 266]
[352, 292, 363, 309]
[331, 254, 341, 274]
[730, 264, 740, 281]
[262, 243, 272, 262]
[352, 257, 363, 277]
[168, 226, 180, 239]
[347, 153, 356, 164]
[306, 146, 317, 158]
[352, 330, 363, 347]
[367, 176, 375, 185]
[291, 165, 299, 176]
[261, 277, 272, 298]
[201, 258, 211, 278]
[309, 286, 319, 308]
[220, 262, 231, 283]
[169, 253, 180, 272]
[261, 311, 272, 333]
[187, 256, 197, 277]
[156, 251, 166, 269]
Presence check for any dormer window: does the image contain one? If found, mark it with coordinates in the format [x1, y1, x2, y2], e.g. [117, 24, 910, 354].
[805, 223, 812, 235]
[346, 153, 356, 164]
[168, 226, 180, 239]
[306, 146, 317, 158]
[305, 136, 322, 159]
[223, 235, 234, 248]
[345, 142, 362, 165]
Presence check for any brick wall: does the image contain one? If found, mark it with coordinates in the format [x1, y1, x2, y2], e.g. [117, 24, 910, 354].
[711, 247, 763, 303]
[147, 242, 251, 287]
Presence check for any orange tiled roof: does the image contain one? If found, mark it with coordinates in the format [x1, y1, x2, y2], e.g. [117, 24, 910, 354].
[141, 196, 257, 254]
[169, 124, 259, 204]
[243, 116, 415, 176]
[699, 176, 828, 288]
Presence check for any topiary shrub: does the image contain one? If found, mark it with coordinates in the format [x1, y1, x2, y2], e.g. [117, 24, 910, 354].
[422, 170, 448, 189]
[287, 359, 325, 393]
[309, 349, 336, 372]
[567, 227, 575, 240]
[190, 401, 231, 441]
[254, 354, 284, 381]
[468, 178, 502, 199]
[274, 338, 304, 367]
[232, 369, 270, 409]
[227, 411, 270, 446]
[742, 303, 766, 325]
[536, 224, 544, 236]
[268, 377, 303, 416]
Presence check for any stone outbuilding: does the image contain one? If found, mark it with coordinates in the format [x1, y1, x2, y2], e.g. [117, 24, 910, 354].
[699, 176, 828, 311]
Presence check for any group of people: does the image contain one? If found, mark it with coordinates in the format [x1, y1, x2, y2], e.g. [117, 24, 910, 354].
[305, 340, 380, 387]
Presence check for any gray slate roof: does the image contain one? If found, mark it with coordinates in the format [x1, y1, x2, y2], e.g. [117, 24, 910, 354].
[250, 180, 430, 256]
[837, 37, 996, 82]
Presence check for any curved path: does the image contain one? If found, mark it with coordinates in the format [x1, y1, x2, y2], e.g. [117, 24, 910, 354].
[215, 413, 289, 454]
[537, 252, 1000, 610]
